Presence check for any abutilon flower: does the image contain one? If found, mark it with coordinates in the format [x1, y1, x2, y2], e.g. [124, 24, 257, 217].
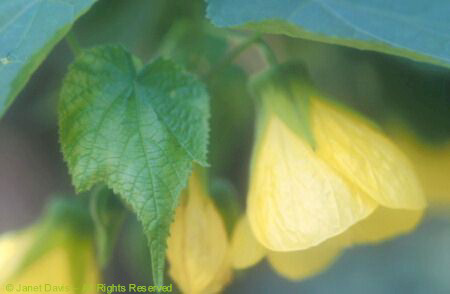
[167, 170, 232, 294]
[230, 216, 345, 281]
[247, 64, 426, 253]
[0, 228, 99, 293]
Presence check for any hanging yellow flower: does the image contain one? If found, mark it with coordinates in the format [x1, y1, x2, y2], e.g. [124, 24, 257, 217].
[231, 216, 345, 281]
[167, 170, 232, 294]
[0, 228, 99, 294]
[247, 65, 426, 252]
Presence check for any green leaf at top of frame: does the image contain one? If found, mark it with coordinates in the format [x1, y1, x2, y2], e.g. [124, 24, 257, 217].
[207, 0, 450, 68]
[0, 0, 98, 119]
[58, 46, 210, 285]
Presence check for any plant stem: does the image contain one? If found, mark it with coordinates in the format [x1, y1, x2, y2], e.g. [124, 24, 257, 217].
[206, 33, 278, 79]
[66, 32, 82, 57]
[256, 38, 278, 67]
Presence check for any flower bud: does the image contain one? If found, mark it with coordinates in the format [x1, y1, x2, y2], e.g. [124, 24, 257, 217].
[247, 64, 425, 252]
[167, 171, 232, 293]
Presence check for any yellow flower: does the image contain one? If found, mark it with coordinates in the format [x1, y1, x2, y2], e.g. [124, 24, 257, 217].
[247, 66, 425, 252]
[167, 171, 232, 294]
[0, 228, 99, 293]
[231, 216, 344, 281]
[232, 211, 421, 281]
[387, 125, 450, 205]
[230, 216, 266, 270]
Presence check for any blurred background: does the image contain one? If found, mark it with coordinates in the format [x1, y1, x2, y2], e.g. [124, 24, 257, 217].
[0, 0, 449, 293]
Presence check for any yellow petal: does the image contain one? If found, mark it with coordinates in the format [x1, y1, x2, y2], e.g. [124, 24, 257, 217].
[0, 229, 36, 282]
[0, 231, 99, 293]
[167, 171, 232, 294]
[248, 113, 376, 251]
[230, 216, 267, 269]
[202, 255, 233, 294]
[312, 98, 425, 209]
[388, 129, 450, 205]
[347, 207, 423, 244]
[267, 235, 344, 281]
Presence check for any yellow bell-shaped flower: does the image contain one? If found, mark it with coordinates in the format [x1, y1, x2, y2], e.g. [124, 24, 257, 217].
[247, 65, 426, 252]
[0, 228, 99, 294]
[231, 216, 345, 281]
[167, 171, 232, 294]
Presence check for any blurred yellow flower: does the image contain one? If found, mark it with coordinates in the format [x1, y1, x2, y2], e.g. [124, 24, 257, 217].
[387, 126, 450, 205]
[167, 171, 232, 294]
[231, 216, 345, 281]
[248, 68, 426, 252]
[230, 216, 266, 270]
[0, 228, 99, 294]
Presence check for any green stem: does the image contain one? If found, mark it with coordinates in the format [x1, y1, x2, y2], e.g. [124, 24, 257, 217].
[256, 38, 278, 67]
[206, 33, 278, 79]
[66, 32, 82, 57]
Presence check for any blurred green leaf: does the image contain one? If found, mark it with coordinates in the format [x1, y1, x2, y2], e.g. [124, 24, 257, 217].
[210, 178, 241, 237]
[58, 46, 210, 285]
[375, 59, 450, 143]
[0, 0, 98, 118]
[208, 66, 254, 178]
[160, 20, 228, 74]
[90, 187, 126, 267]
[13, 197, 93, 286]
[207, 0, 450, 68]
[122, 216, 153, 282]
